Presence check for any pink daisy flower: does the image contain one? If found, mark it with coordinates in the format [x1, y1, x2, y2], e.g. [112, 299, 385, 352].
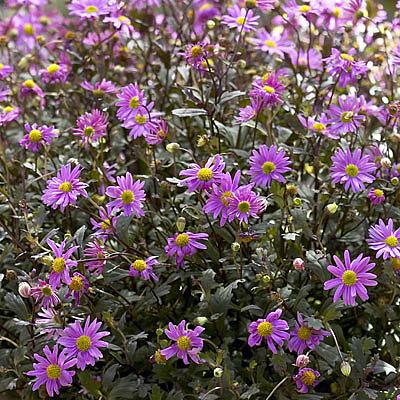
[68, 0, 113, 19]
[294, 368, 320, 394]
[73, 109, 108, 144]
[66, 272, 89, 304]
[84, 241, 107, 275]
[129, 256, 159, 282]
[19, 123, 57, 152]
[31, 280, 60, 309]
[367, 219, 400, 259]
[221, 5, 259, 32]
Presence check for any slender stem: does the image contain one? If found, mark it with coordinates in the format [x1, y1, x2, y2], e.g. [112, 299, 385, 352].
[265, 377, 288, 400]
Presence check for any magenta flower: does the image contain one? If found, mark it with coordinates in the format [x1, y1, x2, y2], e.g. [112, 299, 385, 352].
[81, 79, 117, 96]
[290, 48, 323, 70]
[105, 172, 146, 217]
[250, 72, 285, 107]
[40, 63, 69, 85]
[160, 320, 204, 365]
[0, 63, 13, 79]
[298, 114, 332, 138]
[249, 145, 291, 188]
[19, 123, 57, 152]
[203, 171, 241, 226]
[181, 42, 208, 69]
[221, 5, 259, 32]
[59, 317, 109, 370]
[68, 0, 113, 19]
[324, 48, 367, 87]
[35, 307, 63, 339]
[31, 280, 60, 309]
[73, 109, 108, 144]
[129, 256, 158, 282]
[20, 79, 45, 107]
[252, 31, 293, 57]
[235, 97, 264, 123]
[330, 148, 375, 192]
[179, 154, 225, 192]
[326, 96, 366, 136]
[0, 105, 19, 126]
[66, 272, 89, 304]
[123, 102, 158, 139]
[247, 309, 289, 353]
[90, 207, 115, 242]
[84, 241, 107, 275]
[116, 83, 146, 123]
[47, 238, 78, 288]
[293, 368, 320, 394]
[288, 313, 330, 354]
[165, 231, 208, 267]
[42, 163, 88, 212]
[368, 188, 385, 205]
[252, 0, 275, 11]
[144, 119, 168, 145]
[227, 185, 265, 224]
[26, 345, 76, 397]
[324, 250, 377, 306]
[367, 219, 400, 260]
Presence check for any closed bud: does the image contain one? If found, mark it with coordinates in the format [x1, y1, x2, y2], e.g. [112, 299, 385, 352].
[213, 367, 223, 377]
[160, 339, 169, 348]
[176, 217, 186, 232]
[92, 194, 106, 204]
[231, 242, 241, 252]
[41, 255, 54, 266]
[18, 282, 31, 298]
[295, 354, 310, 367]
[249, 360, 257, 369]
[261, 275, 271, 284]
[156, 328, 164, 336]
[166, 142, 180, 154]
[293, 197, 302, 207]
[340, 361, 351, 376]
[293, 258, 305, 271]
[326, 202, 338, 214]
[391, 177, 399, 186]
[206, 20, 216, 29]
[245, 0, 257, 8]
[194, 316, 208, 325]
[6, 270, 17, 281]
[286, 183, 297, 196]
[380, 157, 392, 169]
[237, 59, 247, 69]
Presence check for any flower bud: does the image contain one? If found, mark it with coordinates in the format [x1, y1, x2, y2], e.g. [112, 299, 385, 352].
[380, 157, 392, 169]
[166, 142, 180, 154]
[194, 316, 208, 326]
[295, 354, 310, 368]
[92, 194, 106, 204]
[326, 202, 338, 214]
[340, 361, 351, 376]
[261, 275, 271, 284]
[214, 367, 223, 377]
[245, 0, 257, 8]
[154, 350, 167, 364]
[41, 255, 54, 266]
[391, 177, 399, 186]
[160, 339, 169, 348]
[286, 183, 297, 196]
[156, 328, 164, 336]
[293, 197, 302, 207]
[293, 258, 305, 271]
[6, 270, 17, 281]
[206, 20, 216, 29]
[231, 242, 241, 252]
[18, 282, 31, 298]
[176, 217, 186, 232]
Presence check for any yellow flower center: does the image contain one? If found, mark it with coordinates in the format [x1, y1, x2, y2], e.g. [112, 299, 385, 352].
[23, 79, 35, 89]
[197, 167, 213, 182]
[262, 161, 276, 175]
[385, 235, 399, 248]
[118, 15, 130, 23]
[154, 349, 167, 364]
[312, 122, 326, 131]
[129, 96, 139, 109]
[301, 370, 316, 385]
[390, 257, 400, 269]
[175, 233, 190, 247]
[84, 126, 94, 136]
[85, 5, 98, 13]
[59, 181, 72, 192]
[238, 201, 250, 213]
[373, 189, 384, 197]
[93, 89, 104, 97]
[345, 164, 359, 177]
[333, 7, 341, 17]
[121, 189, 134, 204]
[199, 3, 212, 11]
[46, 364, 61, 379]
[299, 5, 311, 12]
[69, 276, 84, 291]
[191, 45, 203, 58]
[263, 85, 275, 94]
[3, 106, 13, 113]
[157, 129, 167, 139]
[28, 129, 42, 143]
[341, 111, 354, 123]
[135, 114, 147, 125]
[132, 259, 147, 272]
[76, 335, 91, 351]
[340, 53, 354, 62]
[47, 64, 60, 74]
[221, 191, 232, 206]
[236, 16, 245, 25]
[257, 321, 273, 337]
[177, 335, 191, 350]
[297, 326, 312, 340]
[23, 23, 34, 36]
[0, 63, 3, 70]
[265, 40, 277, 48]
[41, 286, 52, 296]
[342, 270, 358, 286]
[101, 219, 111, 230]
[52, 257, 65, 273]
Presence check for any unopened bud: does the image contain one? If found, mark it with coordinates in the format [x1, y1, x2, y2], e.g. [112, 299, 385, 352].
[380, 157, 391, 169]
[391, 177, 399, 186]
[231, 242, 240, 252]
[176, 217, 186, 232]
[293, 258, 305, 271]
[293, 197, 302, 207]
[340, 361, 351, 376]
[326, 202, 338, 214]
[166, 143, 180, 154]
[18, 282, 31, 298]
[156, 328, 164, 336]
[245, 0, 257, 8]
[213, 367, 223, 377]
[206, 20, 216, 29]
[41, 255, 54, 266]
[261, 275, 271, 284]
[286, 183, 297, 196]
[295, 354, 310, 368]
[194, 316, 208, 326]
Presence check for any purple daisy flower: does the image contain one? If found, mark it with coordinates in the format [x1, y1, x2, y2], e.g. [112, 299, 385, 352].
[26, 345, 76, 397]
[84, 241, 107, 275]
[324, 48, 368, 88]
[160, 320, 204, 365]
[298, 114, 332, 138]
[250, 72, 285, 108]
[58, 317, 110, 370]
[367, 219, 400, 259]
[20, 79, 45, 107]
[66, 272, 89, 304]
[19, 123, 57, 152]
[31, 280, 60, 309]
[203, 170, 241, 226]
[105, 172, 146, 217]
[294, 368, 320, 394]
[35, 307, 63, 339]
[73, 109, 108, 144]
[235, 96, 264, 124]
[227, 185, 265, 224]
[90, 207, 115, 242]
[368, 188, 385, 205]
[252, 30, 293, 57]
[249, 144, 292, 188]
[288, 313, 330, 354]
[181, 42, 208, 69]
[179, 154, 225, 192]
[123, 102, 159, 139]
[324, 250, 377, 306]
[290, 48, 323, 70]
[42, 163, 89, 212]
[129, 256, 159, 282]
[68, 0, 113, 19]
[330, 148, 375, 192]
[0, 105, 20, 126]
[0, 63, 13, 79]
[221, 5, 259, 32]
[40, 63, 69, 85]
[326, 96, 365, 136]
[47, 238, 78, 288]
[81, 79, 117, 96]
[116, 83, 146, 123]
[251, 0, 275, 11]
[144, 119, 168, 145]
[247, 309, 290, 353]
[165, 231, 208, 268]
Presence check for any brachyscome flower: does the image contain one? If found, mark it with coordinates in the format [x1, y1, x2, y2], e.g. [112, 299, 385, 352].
[294, 368, 320, 394]
[31, 280, 60, 309]
[221, 5, 259, 32]
[367, 219, 400, 259]
[368, 188, 385, 205]
[129, 256, 159, 282]
[68, 0, 113, 19]
[19, 123, 57, 152]
[66, 272, 89, 304]
[73, 109, 108, 144]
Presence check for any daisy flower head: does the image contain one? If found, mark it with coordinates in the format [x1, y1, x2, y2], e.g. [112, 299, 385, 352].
[90, 207, 115, 242]
[58, 317, 110, 370]
[165, 231, 208, 268]
[221, 5, 259, 32]
[368, 188, 385, 205]
[246, 0, 275, 11]
[160, 320, 204, 365]
[66, 272, 89, 304]
[73, 109, 108, 144]
[288, 313, 330, 354]
[81, 79, 117, 96]
[20, 79, 45, 105]
[0, 63, 13, 79]
[116, 83, 146, 123]
[323, 250, 377, 306]
[0, 104, 20, 126]
[40, 63, 69, 85]
[26, 345, 76, 397]
[31, 280, 60, 309]
[35, 307, 63, 339]
[252, 30, 294, 58]
[42, 163, 89, 212]
[144, 118, 168, 145]
[298, 114, 332, 138]
[330, 148, 375, 192]
[47, 238, 78, 288]
[248, 309, 290, 353]
[19, 123, 57, 152]
[105, 172, 146, 217]
[84, 241, 107, 275]
[129, 256, 159, 282]
[235, 96, 264, 124]
[181, 42, 208, 69]
[294, 368, 320, 394]
[179, 154, 225, 192]
[250, 72, 285, 108]
[68, 0, 113, 19]
[123, 102, 158, 139]
[249, 144, 292, 188]
[367, 219, 400, 260]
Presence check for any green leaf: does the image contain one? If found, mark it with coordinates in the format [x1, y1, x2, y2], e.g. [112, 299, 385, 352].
[172, 108, 207, 117]
[78, 371, 102, 396]
[4, 293, 29, 320]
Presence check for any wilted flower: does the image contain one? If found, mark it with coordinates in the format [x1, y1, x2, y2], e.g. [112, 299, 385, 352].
[293, 368, 320, 394]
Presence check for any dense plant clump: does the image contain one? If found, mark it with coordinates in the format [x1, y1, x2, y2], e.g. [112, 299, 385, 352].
[1, 0, 400, 399]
